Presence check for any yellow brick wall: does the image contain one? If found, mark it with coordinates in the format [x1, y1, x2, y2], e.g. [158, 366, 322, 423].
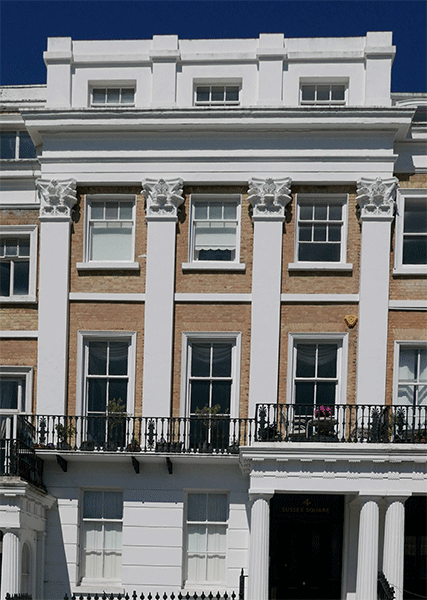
[175, 186, 253, 293]
[67, 302, 144, 415]
[0, 339, 38, 412]
[171, 304, 251, 418]
[278, 304, 359, 406]
[389, 173, 427, 299]
[69, 187, 146, 294]
[281, 186, 360, 294]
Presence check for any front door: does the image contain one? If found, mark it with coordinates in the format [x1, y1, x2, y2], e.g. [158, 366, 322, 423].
[269, 494, 344, 600]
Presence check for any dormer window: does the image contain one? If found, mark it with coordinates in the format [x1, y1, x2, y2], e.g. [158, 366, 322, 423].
[300, 83, 346, 106]
[195, 85, 240, 106]
[91, 87, 135, 106]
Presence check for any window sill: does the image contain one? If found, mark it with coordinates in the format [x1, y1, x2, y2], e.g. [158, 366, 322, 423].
[0, 296, 37, 304]
[288, 262, 353, 272]
[77, 262, 140, 271]
[182, 262, 246, 272]
[393, 267, 427, 277]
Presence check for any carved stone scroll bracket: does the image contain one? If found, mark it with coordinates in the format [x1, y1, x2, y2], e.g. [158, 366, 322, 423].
[37, 178, 77, 219]
[247, 177, 292, 220]
[356, 177, 399, 221]
[142, 178, 184, 219]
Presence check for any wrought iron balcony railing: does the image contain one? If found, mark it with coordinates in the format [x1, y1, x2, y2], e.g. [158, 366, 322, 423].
[0, 415, 44, 488]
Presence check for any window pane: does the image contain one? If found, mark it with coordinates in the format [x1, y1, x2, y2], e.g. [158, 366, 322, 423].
[89, 342, 108, 375]
[91, 203, 104, 220]
[296, 345, 316, 377]
[317, 86, 330, 101]
[1, 133, 16, 158]
[209, 203, 222, 220]
[191, 344, 211, 377]
[314, 204, 328, 220]
[316, 382, 336, 405]
[212, 345, 231, 377]
[0, 262, 11, 296]
[188, 494, 207, 522]
[108, 380, 127, 408]
[211, 87, 224, 102]
[223, 203, 237, 220]
[119, 202, 133, 220]
[92, 89, 106, 104]
[331, 85, 345, 101]
[194, 224, 236, 252]
[419, 350, 427, 382]
[104, 492, 123, 519]
[207, 524, 227, 550]
[317, 345, 337, 378]
[398, 384, 416, 406]
[19, 239, 30, 257]
[399, 348, 417, 380]
[225, 86, 239, 102]
[299, 205, 313, 220]
[403, 237, 427, 265]
[109, 342, 128, 375]
[196, 87, 210, 103]
[84, 491, 103, 518]
[105, 203, 119, 220]
[197, 249, 232, 261]
[187, 553, 206, 581]
[13, 260, 29, 295]
[301, 85, 315, 102]
[404, 200, 427, 233]
[6, 239, 18, 256]
[121, 88, 134, 104]
[207, 495, 227, 522]
[207, 554, 225, 582]
[190, 381, 210, 413]
[295, 382, 315, 408]
[328, 225, 341, 242]
[90, 224, 133, 261]
[211, 381, 231, 413]
[0, 379, 19, 409]
[418, 385, 427, 406]
[194, 202, 208, 220]
[329, 204, 342, 220]
[313, 225, 327, 241]
[107, 89, 120, 104]
[299, 225, 312, 241]
[19, 133, 36, 159]
[88, 379, 107, 412]
[300, 243, 340, 262]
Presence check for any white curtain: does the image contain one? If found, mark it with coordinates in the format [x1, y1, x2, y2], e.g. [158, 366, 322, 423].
[194, 222, 236, 251]
[90, 222, 133, 261]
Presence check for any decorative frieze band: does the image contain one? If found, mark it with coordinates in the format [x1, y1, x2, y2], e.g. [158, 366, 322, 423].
[37, 178, 77, 219]
[247, 177, 292, 219]
[356, 177, 399, 220]
[142, 178, 184, 219]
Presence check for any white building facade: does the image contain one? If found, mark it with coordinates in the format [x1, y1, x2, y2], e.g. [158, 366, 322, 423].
[0, 32, 426, 600]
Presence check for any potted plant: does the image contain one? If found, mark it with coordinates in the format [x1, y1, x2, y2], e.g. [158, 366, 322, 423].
[106, 398, 127, 450]
[126, 437, 141, 452]
[55, 422, 76, 450]
[313, 406, 335, 434]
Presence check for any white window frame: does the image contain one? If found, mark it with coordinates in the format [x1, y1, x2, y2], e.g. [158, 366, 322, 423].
[183, 194, 244, 272]
[393, 189, 427, 275]
[183, 490, 229, 587]
[0, 130, 37, 160]
[0, 225, 38, 302]
[79, 488, 124, 586]
[289, 194, 352, 271]
[286, 333, 348, 410]
[0, 366, 33, 414]
[299, 80, 348, 106]
[77, 194, 139, 271]
[393, 341, 427, 406]
[180, 332, 241, 421]
[76, 331, 136, 420]
[194, 81, 241, 107]
[89, 86, 136, 107]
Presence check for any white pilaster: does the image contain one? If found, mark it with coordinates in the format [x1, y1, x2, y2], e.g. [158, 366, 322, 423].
[256, 34, 286, 105]
[364, 32, 395, 107]
[142, 178, 184, 417]
[37, 178, 77, 415]
[43, 37, 73, 108]
[383, 496, 409, 600]
[247, 178, 291, 417]
[356, 177, 398, 405]
[150, 35, 180, 107]
[0, 530, 20, 600]
[247, 493, 272, 600]
[356, 496, 380, 600]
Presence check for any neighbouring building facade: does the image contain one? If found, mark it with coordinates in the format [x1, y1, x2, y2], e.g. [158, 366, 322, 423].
[0, 32, 426, 600]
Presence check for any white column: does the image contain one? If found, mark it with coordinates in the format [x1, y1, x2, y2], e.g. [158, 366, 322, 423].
[0, 530, 20, 600]
[247, 493, 272, 600]
[142, 179, 184, 418]
[36, 531, 46, 600]
[383, 496, 408, 600]
[247, 178, 291, 417]
[356, 177, 398, 405]
[356, 496, 380, 600]
[36, 179, 77, 415]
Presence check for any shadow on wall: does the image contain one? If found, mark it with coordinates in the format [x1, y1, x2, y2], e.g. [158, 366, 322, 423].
[44, 502, 72, 600]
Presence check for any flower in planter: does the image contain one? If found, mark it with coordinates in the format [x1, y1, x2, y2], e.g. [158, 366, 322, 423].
[314, 405, 333, 418]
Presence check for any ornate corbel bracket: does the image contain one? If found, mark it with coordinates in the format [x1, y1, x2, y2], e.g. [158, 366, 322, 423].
[247, 177, 292, 220]
[356, 177, 399, 221]
[37, 178, 77, 219]
[142, 178, 184, 219]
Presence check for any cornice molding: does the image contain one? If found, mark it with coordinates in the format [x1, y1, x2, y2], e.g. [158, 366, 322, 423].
[142, 177, 184, 220]
[36, 178, 77, 219]
[356, 176, 399, 220]
[247, 177, 292, 220]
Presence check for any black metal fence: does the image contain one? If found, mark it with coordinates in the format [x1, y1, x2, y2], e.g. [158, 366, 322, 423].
[5, 594, 33, 600]
[64, 593, 239, 600]
[377, 571, 395, 600]
[0, 438, 44, 489]
[256, 403, 427, 444]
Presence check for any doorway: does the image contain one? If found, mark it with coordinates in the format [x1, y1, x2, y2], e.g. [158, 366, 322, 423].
[269, 494, 344, 600]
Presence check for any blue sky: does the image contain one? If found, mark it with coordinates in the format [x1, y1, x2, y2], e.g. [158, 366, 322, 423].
[1, 0, 426, 91]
